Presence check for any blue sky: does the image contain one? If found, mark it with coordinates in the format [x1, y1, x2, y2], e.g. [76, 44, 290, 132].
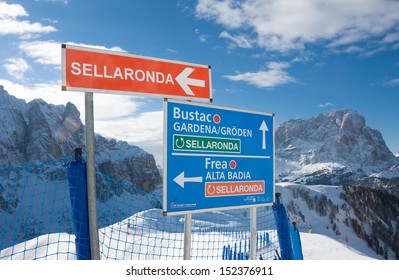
[1, 0, 399, 165]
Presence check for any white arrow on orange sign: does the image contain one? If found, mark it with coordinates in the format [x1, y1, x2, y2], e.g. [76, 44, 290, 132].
[175, 67, 206, 96]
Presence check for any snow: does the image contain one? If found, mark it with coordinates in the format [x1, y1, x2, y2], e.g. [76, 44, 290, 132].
[1, 179, 387, 260]
[1, 199, 381, 260]
[1, 222, 378, 260]
[0, 232, 76, 260]
[373, 164, 399, 179]
[276, 183, 384, 259]
[301, 233, 376, 260]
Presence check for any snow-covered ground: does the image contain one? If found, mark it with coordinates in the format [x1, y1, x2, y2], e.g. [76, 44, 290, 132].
[1, 207, 380, 260]
[301, 233, 376, 260]
[277, 183, 384, 259]
[0, 181, 386, 260]
[0, 229, 378, 260]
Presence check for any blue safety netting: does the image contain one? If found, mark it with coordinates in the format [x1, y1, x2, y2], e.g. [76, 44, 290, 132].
[65, 150, 91, 260]
[272, 193, 303, 260]
[1, 154, 302, 260]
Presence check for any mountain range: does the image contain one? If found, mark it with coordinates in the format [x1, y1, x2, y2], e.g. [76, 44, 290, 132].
[0, 85, 161, 194]
[276, 109, 399, 194]
[1, 85, 398, 259]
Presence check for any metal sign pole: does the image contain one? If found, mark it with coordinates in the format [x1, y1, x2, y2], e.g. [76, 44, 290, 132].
[85, 92, 101, 260]
[250, 207, 257, 260]
[183, 214, 192, 260]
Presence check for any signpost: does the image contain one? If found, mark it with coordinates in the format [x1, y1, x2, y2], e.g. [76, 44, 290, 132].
[61, 44, 212, 101]
[61, 44, 212, 259]
[62, 43, 275, 260]
[163, 100, 275, 216]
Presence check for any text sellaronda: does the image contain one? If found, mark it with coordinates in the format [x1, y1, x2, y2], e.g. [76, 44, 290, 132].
[70, 62, 174, 84]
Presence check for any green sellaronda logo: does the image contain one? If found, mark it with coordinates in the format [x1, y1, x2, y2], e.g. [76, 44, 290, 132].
[173, 134, 241, 153]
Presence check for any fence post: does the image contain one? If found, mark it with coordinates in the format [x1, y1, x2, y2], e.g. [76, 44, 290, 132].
[290, 221, 304, 260]
[250, 206, 257, 260]
[66, 148, 91, 260]
[272, 193, 294, 260]
[183, 214, 192, 260]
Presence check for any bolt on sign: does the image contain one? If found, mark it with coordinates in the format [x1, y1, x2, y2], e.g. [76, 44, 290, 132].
[61, 44, 212, 101]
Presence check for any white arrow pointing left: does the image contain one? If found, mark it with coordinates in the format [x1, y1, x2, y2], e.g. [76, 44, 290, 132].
[173, 171, 203, 189]
[175, 67, 205, 96]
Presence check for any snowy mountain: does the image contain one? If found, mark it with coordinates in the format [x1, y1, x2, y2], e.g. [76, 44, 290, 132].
[0, 85, 161, 193]
[276, 109, 399, 192]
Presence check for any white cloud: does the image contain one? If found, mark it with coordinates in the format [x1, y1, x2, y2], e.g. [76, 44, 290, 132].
[196, 0, 399, 53]
[382, 32, 399, 44]
[195, 29, 211, 43]
[166, 48, 178, 54]
[96, 110, 164, 164]
[0, 1, 56, 37]
[0, 79, 141, 123]
[196, 0, 246, 29]
[266, 61, 290, 70]
[0, 78, 84, 113]
[386, 78, 399, 86]
[92, 94, 142, 121]
[224, 61, 295, 89]
[318, 102, 334, 108]
[3, 57, 30, 80]
[18, 41, 61, 65]
[38, 0, 68, 4]
[340, 46, 365, 54]
[219, 31, 253, 48]
[0, 1, 28, 19]
[18, 40, 126, 67]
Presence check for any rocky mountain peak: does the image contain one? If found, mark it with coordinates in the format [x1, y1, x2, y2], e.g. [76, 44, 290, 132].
[277, 109, 395, 166]
[276, 109, 398, 185]
[0, 85, 161, 195]
[331, 109, 365, 133]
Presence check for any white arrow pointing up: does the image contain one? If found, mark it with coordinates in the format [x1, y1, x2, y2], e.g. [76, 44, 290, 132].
[173, 171, 203, 189]
[259, 120, 269, 150]
[175, 67, 205, 96]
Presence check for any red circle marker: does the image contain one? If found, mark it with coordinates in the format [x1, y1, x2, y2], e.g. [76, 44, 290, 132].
[213, 114, 221, 124]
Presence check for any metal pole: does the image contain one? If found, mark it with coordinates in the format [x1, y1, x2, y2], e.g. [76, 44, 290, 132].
[250, 207, 257, 260]
[85, 92, 101, 260]
[183, 214, 192, 260]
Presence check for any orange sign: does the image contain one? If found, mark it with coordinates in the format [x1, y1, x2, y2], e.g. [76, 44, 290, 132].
[205, 181, 265, 197]
[61, 44, 212, 101]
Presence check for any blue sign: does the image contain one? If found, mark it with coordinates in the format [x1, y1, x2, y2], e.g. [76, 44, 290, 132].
[163, 100, 275, 215]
